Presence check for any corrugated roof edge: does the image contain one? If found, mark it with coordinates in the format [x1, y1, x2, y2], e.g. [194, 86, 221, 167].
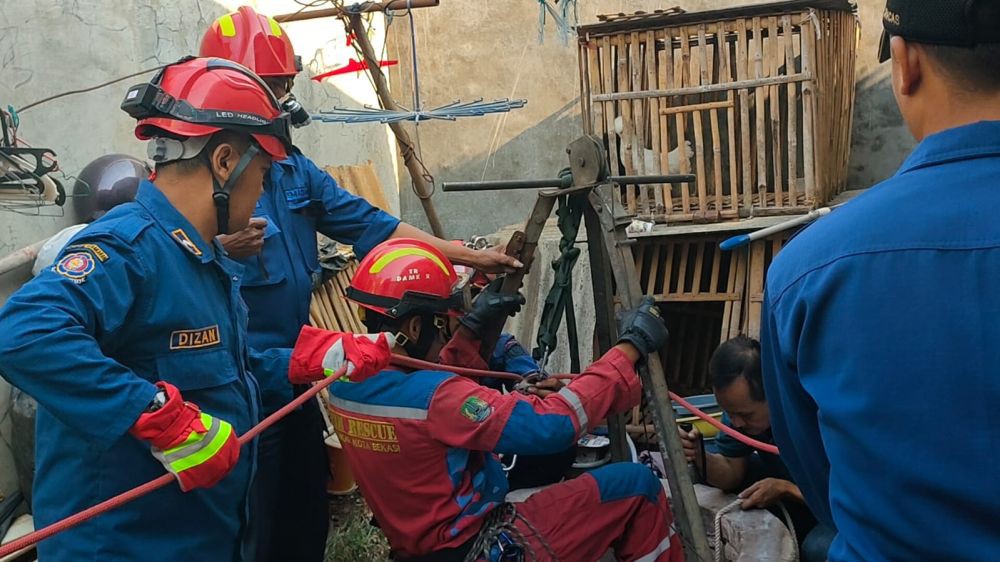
[578, 0, 856, 37]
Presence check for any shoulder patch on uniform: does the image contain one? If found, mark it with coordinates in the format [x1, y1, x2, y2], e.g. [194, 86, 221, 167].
[55, 252, 97, 283]
[64, 243, 109, 262]
[170, 228, 202, 256]
[459, 396, 492, 423]
[170, 325, 221, 350]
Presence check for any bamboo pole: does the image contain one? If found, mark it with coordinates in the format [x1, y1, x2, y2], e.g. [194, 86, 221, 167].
[602, 37, 622, 195]
[346, 13, 445, 238]
[678, 26, 693, 215]
[769, 16, 784, 208]
[646, 31, 661, 214]
[736, 18, 753, 212]
[753, 17, 767, 210]
[657, 29, 674, 214]
[659, 99, 734, 115]
[800, 12, 817, 204]
[590, 72, 811, 101]
[617, 33, 637, 214]
[784, 15, 799, 206]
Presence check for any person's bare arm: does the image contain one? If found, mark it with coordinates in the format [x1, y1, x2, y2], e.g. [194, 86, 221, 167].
[679, 427, 748, 491]
[389, 223, 522, 273]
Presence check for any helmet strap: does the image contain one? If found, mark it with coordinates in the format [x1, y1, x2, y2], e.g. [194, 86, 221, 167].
[402, 313, 439, 361]
[210, 143, 260, 236]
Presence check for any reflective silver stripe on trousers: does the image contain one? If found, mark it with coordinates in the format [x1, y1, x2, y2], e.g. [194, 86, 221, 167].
[328, 394, 428, 420]
[634, 525, 677, 562]
[557, 387, 588, 431]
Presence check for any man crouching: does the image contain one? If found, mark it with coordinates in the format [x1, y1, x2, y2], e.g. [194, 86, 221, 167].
[288, 239, 683, 562]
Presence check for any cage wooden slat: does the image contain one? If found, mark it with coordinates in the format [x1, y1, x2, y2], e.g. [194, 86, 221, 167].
[677, 26, 692, 214]
[783, 15, 799, 205]
[601, 36, 622, 200]
[646, 30, 662, 214]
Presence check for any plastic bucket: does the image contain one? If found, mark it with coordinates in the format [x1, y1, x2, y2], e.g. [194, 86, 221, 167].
[325, 433, 357, 496]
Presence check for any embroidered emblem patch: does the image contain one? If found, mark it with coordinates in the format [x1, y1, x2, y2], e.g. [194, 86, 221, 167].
[171, 228, 202, 256]
[64, 243, 108, 262]
[170, 325, 221, 350]
[283, 186, 309, 203]
[55, 252, 96, 282]
[460, 396, 492, 423]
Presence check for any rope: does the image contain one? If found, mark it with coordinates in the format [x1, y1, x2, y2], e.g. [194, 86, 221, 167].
[532, 181, 585, 373]
[393, 356, 778, 454]
[0, 353, 777, 556]
[462, 503, 559, 562]
[713, 499, 798, 562]
[0, 364, 348, 559]
[669, 393, 779, 455]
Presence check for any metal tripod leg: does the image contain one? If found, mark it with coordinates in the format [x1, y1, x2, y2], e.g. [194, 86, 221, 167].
[587, 186, 713, 562]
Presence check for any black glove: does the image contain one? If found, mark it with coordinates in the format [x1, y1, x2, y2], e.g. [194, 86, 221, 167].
[616, 296, 668, 360]
[459, 288, 526, 337]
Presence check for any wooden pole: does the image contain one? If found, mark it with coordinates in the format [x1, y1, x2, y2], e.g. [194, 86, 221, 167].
[275, 0, 439, 23]
[346, 13, 447, 238]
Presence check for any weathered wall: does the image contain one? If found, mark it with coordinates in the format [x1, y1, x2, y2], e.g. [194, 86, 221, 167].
[0, 0, 400, 509]
[389, 0, 912, 238]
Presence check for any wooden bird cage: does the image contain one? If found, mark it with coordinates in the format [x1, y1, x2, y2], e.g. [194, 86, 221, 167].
[626, 231, 792, 442]
[578, 0, 858, 225]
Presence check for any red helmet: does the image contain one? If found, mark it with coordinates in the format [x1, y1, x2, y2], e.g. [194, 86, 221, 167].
[123, 57, 291, 161]
[200, 6, 301, 77]
[347, 239, 468, 319]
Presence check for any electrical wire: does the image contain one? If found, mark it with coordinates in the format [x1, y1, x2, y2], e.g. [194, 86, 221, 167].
[17, 66, 163, 113]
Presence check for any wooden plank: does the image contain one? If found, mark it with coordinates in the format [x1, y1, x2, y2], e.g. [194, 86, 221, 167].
[646, 30, 662, 214]
[590, 72, 812, 101]
[691, 241, 705, 294]
[677, 26, 692, 214]
[800, 12, 817, 204]
[718, 22, 737, 214]
[601, 36, 622, 195]
[658, 28, 674, 213]
[617, 33, 637, 213]
[753, 17, 767, 209]
[784, 15, 799, 205]
[693, 26, 709, 216]
[676, 241, 690, 294]
[661, 242, 675, 295]
[660, 99, 734, 115]
[709, 106, 724, 214]
[588, 41, 605, 144]
[736, 18, 753, 212]
[580, 41, 591, 133]
[710, 238, 722, 292]
[631, 31, 646, 183]
[769, 16, 785, 208]
[730, 248, 748, 336]
[746, 240, 766, 337]
[647, 242, 662, 296]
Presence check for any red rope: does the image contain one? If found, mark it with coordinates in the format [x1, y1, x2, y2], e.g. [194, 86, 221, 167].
[1, 355, 779, 557]
[389, 356, 780, 454]
[667, 391, 779, 455]
[0, 365, 348, 559]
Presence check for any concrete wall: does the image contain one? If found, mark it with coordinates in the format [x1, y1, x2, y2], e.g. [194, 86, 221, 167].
[0, 0, 400, 509]
[389, 0, 913, 238]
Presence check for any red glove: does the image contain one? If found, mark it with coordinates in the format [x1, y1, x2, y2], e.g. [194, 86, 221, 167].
[130, 382, 240, 492]
[289, 326, 395, 384]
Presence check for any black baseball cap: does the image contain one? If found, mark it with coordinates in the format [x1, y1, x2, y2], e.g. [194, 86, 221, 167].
[879, 0, 1000, 62]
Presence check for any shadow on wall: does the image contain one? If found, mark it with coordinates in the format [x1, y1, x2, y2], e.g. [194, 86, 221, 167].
[401, 98, 584, 238]
[847, 66, 913, 190]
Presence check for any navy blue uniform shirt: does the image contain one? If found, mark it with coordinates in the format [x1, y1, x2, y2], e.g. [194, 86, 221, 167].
[236, 150, 399, 411]
[0, 181, 290, 562]
[762, 121, 1000, 561]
